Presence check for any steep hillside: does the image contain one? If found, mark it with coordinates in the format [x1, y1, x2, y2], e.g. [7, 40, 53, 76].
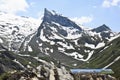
[82, 35, 120, 79]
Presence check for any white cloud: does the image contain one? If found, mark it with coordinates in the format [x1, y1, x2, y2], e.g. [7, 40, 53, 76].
[102, 0, 111, 7]
[102, 0, 120, 8]
[71, 16, 93, 25]
[112, 0, 120, 6]
[0, 0, 29, 14]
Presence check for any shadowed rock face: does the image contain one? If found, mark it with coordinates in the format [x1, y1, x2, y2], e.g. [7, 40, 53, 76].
[92, 24, 111, 33]
[43, 8, 82, 31]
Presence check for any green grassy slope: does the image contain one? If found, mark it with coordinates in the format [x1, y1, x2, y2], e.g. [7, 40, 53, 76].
[82, 36, 120, 79]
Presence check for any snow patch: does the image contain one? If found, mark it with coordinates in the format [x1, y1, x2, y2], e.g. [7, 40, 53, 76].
[73, 64, 77, 66]
[0, 38, 3, 43]
[27, 65, 31, 68]
[110, 33, 114, 37]
[39, 43, 42, 46]
[100, 46, 109, 52]
[44, 48, 50, 55]
[74, 39, 78, 45]
[58, 47, 65, 52]
[109, 34, 120, 42]
[28, 46, 33, 52]
[63, 50, 94, 61]
[50, 49, 53, 53]
[85, 43, 95, 49]
[40, 29, 50, 42]
[50, 31, 63, 40]
[13, 59, 26, 69]
[84, 50, 90, 53]
[17, 54, 30, 57]
[33, 57, 49, 66]
[103, 56, 120, 69]
[85, 42, 105, 49]
[50, 41, 55, 45]
[57, 42, 74, 49]
[69, 52, 83, 59]
[96, 42, 105, 49]
[79, 51, 94, 61]
[52, 22, 60, 26]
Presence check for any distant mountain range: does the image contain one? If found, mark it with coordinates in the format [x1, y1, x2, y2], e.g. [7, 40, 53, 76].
[0, 8, 120, 79]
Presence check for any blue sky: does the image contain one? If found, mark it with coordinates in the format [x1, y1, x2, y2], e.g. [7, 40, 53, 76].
[0, 0, 120, 32]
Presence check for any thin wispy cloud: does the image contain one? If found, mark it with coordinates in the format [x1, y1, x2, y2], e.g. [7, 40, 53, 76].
[0, 0, 29, 14]
[71, 16, 93, 25]
[102, 0, 120, 8]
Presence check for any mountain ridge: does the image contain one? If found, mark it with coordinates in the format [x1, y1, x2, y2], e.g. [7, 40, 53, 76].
[21, 9, 118, 63]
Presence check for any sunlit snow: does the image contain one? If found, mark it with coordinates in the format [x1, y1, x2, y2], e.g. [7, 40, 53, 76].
[103, 56, 120, 69]
[28, 46, 33, 52]
[0, 38, 3, 43]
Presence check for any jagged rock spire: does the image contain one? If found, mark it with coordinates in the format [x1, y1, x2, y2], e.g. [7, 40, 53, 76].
[43, 8, 82, 31]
